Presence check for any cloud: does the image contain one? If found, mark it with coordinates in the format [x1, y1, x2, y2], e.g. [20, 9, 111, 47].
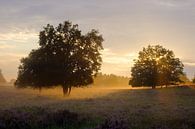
[0, 52, 27, 81]
[0, 0, 195, 80]
[182, 59, 195, 67]
[184, 65, 195, 79]
[157, 1, 178, 7]
[101, 48, 136, 64]
[0, 43, 14, 49]
[0, 31, 38, 43]
[100, 48, 136, 77]
[0, 53, 27, 63]
[174, 59, 195, 79]
[153, 0, 194, 7]
[101, 63, 131, 77]
[184, 62, 195, 67]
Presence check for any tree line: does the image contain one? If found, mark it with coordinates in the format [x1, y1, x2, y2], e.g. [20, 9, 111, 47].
[93, 73, 129, 87]
[15, 21, 185, 95]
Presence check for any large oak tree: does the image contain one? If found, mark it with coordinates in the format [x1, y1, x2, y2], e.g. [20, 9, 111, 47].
[15, 21, 104, 95]
[129, 45, 184, 88]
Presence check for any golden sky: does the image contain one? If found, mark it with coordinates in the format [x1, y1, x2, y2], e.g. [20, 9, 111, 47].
[0, 0, 195, 81]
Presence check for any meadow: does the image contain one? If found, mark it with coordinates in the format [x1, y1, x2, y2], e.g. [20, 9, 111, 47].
[0, 85, 195, 129]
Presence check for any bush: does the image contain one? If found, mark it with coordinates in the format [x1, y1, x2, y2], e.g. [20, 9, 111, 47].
[0, 107, 79, 129]
[93, 119, 129, 129]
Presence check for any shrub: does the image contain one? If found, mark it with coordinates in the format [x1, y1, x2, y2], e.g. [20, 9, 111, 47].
[93, 119, 129, 129]
[0, 107, 79, 129]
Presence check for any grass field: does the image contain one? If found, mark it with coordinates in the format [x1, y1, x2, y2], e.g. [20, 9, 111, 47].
[0, 85, 195, 129]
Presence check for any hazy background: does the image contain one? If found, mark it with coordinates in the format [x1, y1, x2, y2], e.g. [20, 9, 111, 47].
[0, 0, 195, 81]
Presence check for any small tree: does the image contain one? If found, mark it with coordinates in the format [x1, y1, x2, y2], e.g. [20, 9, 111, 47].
[192, 75, 195, 83]
[0, 69, 6, 84]
[15, 21, 104, 95]
[179, 73, 190, 84]
[129, 45, 184, 88]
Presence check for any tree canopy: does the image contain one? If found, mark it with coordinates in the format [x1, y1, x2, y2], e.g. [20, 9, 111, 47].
[15, 21, 104, 95]
[129, 45, 184, 88]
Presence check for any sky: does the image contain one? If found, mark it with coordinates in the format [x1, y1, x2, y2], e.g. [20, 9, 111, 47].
[0, 0, 195, 81]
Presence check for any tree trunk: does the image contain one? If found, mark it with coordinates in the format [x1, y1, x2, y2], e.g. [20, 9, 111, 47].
[62, 87, 69, 96]
[152, 85, 156, 89]
[62, 86, 72, 96]
[38, 87, 42, 93]
[37, 87, 42, 96]
[68, 86, 72, 95]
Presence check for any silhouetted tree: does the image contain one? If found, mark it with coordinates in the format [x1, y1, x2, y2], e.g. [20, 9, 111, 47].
[129, 45, 184, 88]
[15, 21, 104, 95]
